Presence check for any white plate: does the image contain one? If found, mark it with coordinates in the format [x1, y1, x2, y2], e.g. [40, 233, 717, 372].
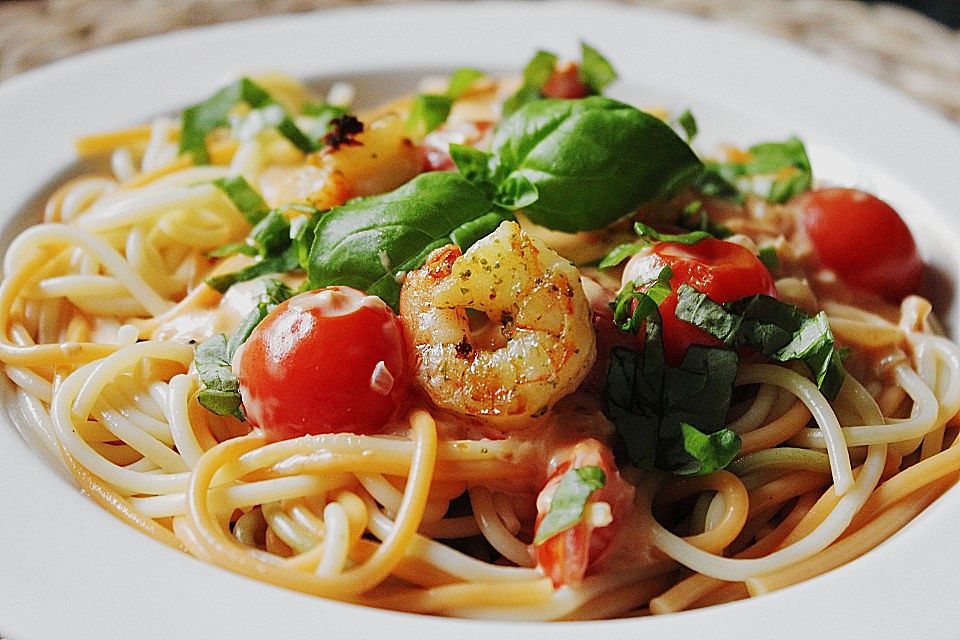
[2, 3, 959, 638]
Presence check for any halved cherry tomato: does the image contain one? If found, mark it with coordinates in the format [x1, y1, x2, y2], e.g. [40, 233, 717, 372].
[541, 63, 590, 99]
[237, 286, 410, 441]
[799, 187, 923, 301]
[622, 238, 777, 365]
[533, 439, 634, 587]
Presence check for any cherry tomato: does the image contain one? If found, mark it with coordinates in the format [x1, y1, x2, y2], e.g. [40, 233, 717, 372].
[622, 238, 778, 365]
[541, 63, 590, 99]
[799, 187, 923, 301]
[238, 286, 410, 441]
[533, 439, 634, 587]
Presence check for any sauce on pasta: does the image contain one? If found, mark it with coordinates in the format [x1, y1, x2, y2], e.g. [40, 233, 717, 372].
[2, 46, 957, 620]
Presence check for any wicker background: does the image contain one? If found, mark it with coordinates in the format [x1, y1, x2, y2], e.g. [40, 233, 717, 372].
[0, 0, 958, 122]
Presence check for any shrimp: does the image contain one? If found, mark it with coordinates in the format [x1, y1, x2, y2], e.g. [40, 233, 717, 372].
[533, 438, 635, 586]
[399, 221, 596, 427]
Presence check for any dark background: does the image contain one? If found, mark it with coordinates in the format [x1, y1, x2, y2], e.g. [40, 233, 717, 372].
[878, 0, 960, 27]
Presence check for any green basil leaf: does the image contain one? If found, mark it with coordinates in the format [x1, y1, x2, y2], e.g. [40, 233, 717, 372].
[524, 50, 561, 88]
[598, 243, 643, 270]
[675, 285, 847, 399]
[677, 423, 742, 476]
[226, 279, 295, 356]
[213, 176, 271, 225]
[757, 246, 779, 272]
[406, 93, 454, 139]
[501, 83, 544, 119]
[612, 265, 673, 334]
[634, 222, 711, 246]
[180, 78, 317, 163]
[493, 174, 539, 210]
[250, 210, 292, 257]
[195, 334, 243, 420]
[446, 67, 485, 100]
[678, 200, 733, 239]
[207, 242, 258, 258]
[692, 164, 745, 204]
[578, 42, 617, 93]
[205, 247, 300, 293]
[449, 143, 494, 187]
[532, 466, 606, 544]
[675, 109, 698, 142]
[490, 97, 702, 232]
[306, 172, 498, 311]
[708, 137, 812, 204]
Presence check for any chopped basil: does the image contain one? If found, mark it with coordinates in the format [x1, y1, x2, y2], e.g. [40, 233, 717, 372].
[578, 42, 617, 93]
[612, 265, 674, 334]
[206, 205, 320, 294]
[207, 242, 257, 258]
[196, 280, 294, 419]
[180, 78, 318, 164]
[598, 243, 643, 269]
[757, 246, 779, 272]
[692, 164, 744, 204]
[678, 423, 741, 476]
[212, 176, 270, 225]
[195, 335, 243, 419]
[675, 109, 698, 142]
[674, 285, 846, 399]
[306, 172, 511, 312]
[502, 42, 617, 117]
[707, 137, 812, 204]
[678, 200, 732, 239]
[532, 466, 606, 544]
[406, 67, 484, 138]
[634, 222, 710, 246]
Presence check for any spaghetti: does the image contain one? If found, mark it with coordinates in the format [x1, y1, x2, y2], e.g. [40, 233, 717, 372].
[2, 53, 959, 621]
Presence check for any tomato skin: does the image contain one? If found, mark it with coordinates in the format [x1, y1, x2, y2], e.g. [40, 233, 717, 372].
[541, 63, 590, 99]
[622, 239, 778, 365]
[238, 287, 410, 441]
[533, 439, 634, 587]
[799, 188, 923, 301]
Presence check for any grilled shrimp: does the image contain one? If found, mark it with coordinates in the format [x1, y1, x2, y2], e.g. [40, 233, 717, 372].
[399, 221, 596, 427]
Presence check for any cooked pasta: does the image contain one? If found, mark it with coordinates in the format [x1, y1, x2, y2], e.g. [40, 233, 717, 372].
[2, 45, 958, 621]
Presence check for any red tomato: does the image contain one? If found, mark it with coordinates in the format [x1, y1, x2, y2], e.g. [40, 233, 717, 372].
[533, 439, 634, 587]
[622, 239, 778, 365]
[799, 188, 923, 301]
[238, 286, 410, 441]
[541, 63, 590, 99]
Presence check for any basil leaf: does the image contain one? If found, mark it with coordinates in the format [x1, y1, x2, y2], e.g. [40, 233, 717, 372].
[226, 279, 295, 356]
[446, 67, 485, 100]
[213, 176, 270, 225]
[634, 222, 710, 246]
[598, 243, 643, 270]
[502, 50, 559, 117]
[207, 242, 257, 258]
[306, 172, 502, 311]
[692, 164, 744, 204]
[675, 109, 698, 142]
[250, 210, 292, 257]
[674, 285, 847, 399]
[578, 42, 617, 93]
[677, 423, 741, 476]
[709, 137, 812, 204]
[758, 246, 779, 272]
[532, 466, 606, 544]
[195, 334, 243, 420]
[180, 78, 317, 163]
[206, 248, 300, 293]
[406, 94, 454, 139]
[493, 174, 539, 210]
[607, 345, 662, 471]
[678, 200, 732, 239]
[406, 67, 484, 138]
[489, 97, 702, 232]
[612, 265, 673, 334]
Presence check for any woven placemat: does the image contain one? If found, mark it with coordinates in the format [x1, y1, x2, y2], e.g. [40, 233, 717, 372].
[1, 0, 958, 122]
